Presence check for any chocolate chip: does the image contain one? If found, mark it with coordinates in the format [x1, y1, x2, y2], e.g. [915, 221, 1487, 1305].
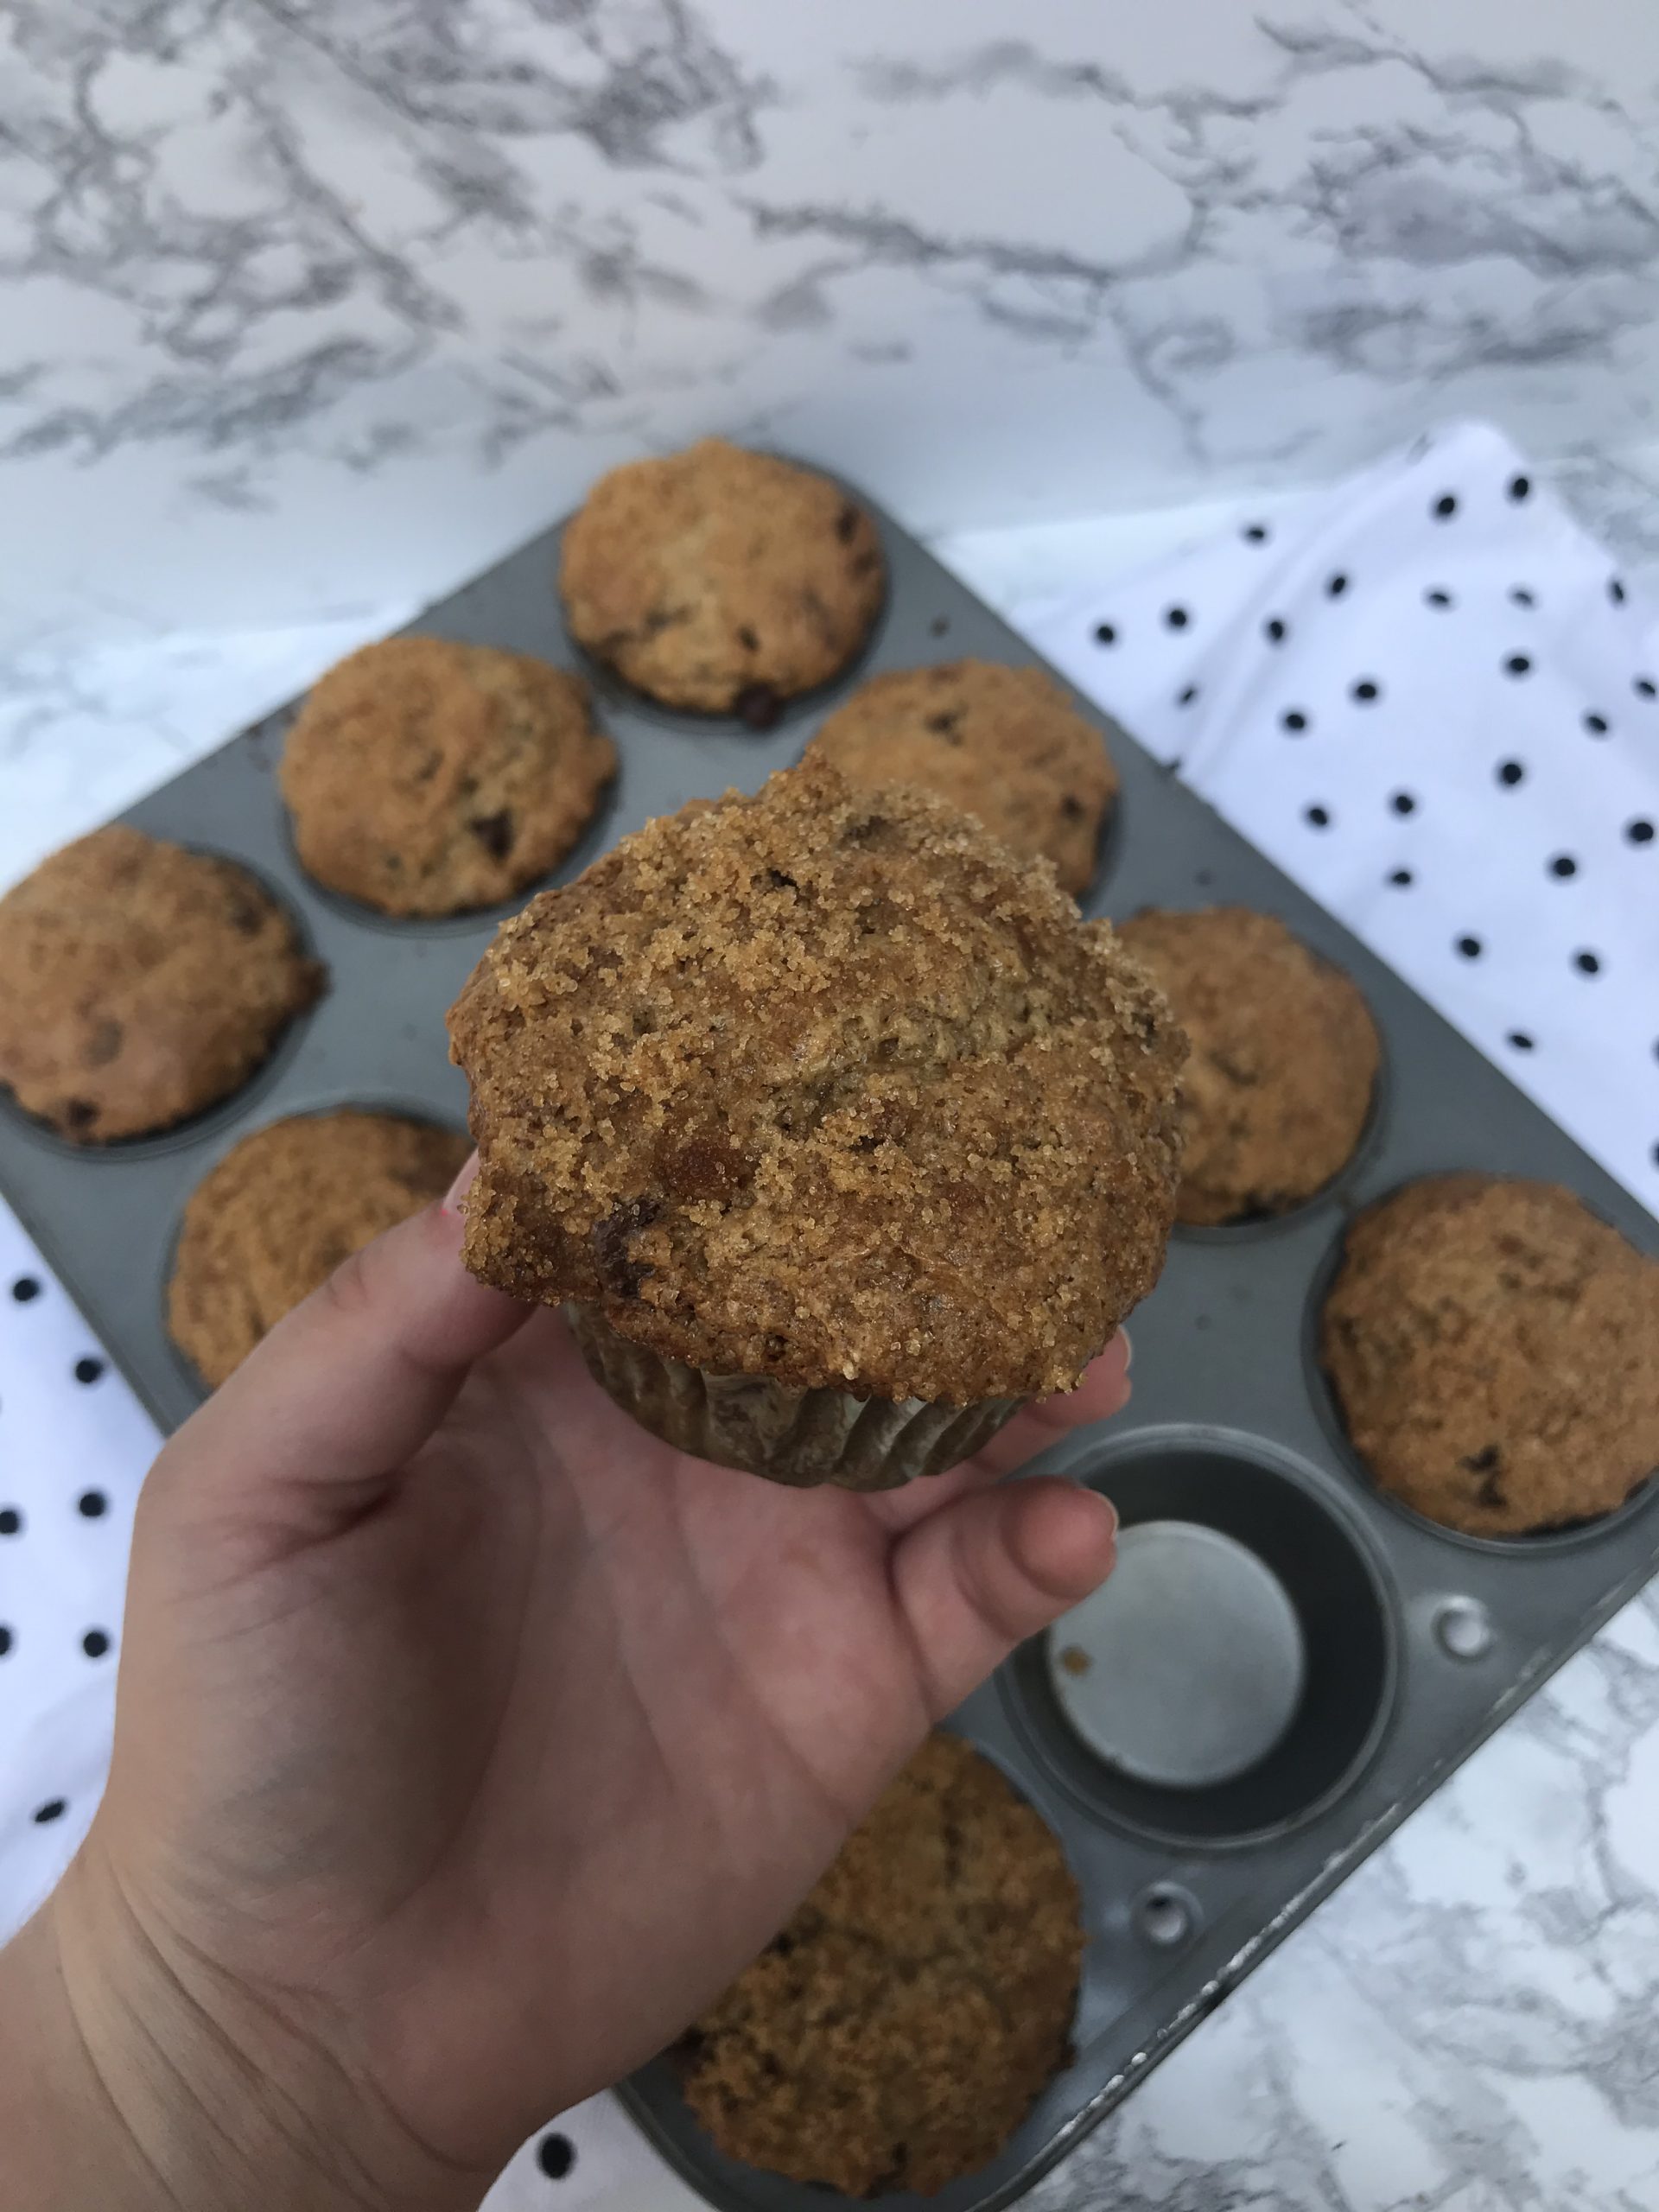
[657, 1136, 748, 1202]
[737, 625, 760, 652]
[591, 1198, 661, 1300]
[835, 503, 860, 543]
[1059, 795, 1085, 820]
[734, 683, 782, 731]
[849, 549, 880, 577]
[226, 895, 264, 937]
[924, 710, 963, 742]
[83, 1019, 123, 1068]
[61, 1099, 99, 1131]
[469, 810, 515, 861]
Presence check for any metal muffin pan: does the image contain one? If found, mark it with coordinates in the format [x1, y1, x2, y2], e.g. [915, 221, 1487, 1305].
[2, 482, 1655, 2211]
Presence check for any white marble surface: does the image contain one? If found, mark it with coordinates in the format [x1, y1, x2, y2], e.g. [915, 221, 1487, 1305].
[5, 0, 1659, 653]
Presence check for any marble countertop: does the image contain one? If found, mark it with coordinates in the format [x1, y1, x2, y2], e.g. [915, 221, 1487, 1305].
[3, 479, 1657, 2210]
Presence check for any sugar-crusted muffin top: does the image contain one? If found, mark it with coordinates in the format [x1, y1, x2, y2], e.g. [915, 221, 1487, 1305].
[1116, 906, 1379, 1224]
[1321, 1173, 1659, 1535]
[448, 758, 1184, 1402]
[557, 438, 885, 715]
[806, 659, 1118, 895]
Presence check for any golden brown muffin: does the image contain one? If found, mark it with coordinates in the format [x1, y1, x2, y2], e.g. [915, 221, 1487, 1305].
[0, 827, 322, 1143]
[280, 636, 615, 917]
[558, 438, 885, 718]
[448, 759, 1183, 1484]
[681, 1732, 1084, 2198]
[168, 1110, 469, 1389]
[1116, 907, 1378, 1225]
[806, 660, 1117, 895]
[1321, 1174, 1659, 1536]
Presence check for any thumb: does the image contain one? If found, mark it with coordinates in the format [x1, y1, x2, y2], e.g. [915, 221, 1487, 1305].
[890, 1478, 1117, 1720]
[151, 1165, 530, 1548]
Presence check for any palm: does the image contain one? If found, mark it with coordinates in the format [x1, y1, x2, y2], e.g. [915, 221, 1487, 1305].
[106, 1302, 1119, 2177]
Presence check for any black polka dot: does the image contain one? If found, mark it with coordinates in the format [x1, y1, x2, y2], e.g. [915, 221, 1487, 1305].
[1177, 683, 1199, 706]
[1507, 474, 1531, 501]
[1433, 493, 1459, 519]
[1507, 1032, 1534, 1051]
[1389, 868, 1414, 887]
[537, 2133, 575, 2181]
[0, 1627, 11, 1657]
[1628, 818, 1655, 845]
[1457, 935, 1483, 959]
[1637, 677, 1657, 700]
[1584, 713, 1609, 736]
[1510, 587, 1535, 607]
[1497, 760, 1524, 787]
[1425, 588, 1454, 608]
[1391, 791, 1416, 816]
[81, 1630, 110, 1659]
[1574, 950, 1601, 976]
[1165, 605, 1189, 630]
[1610, 577, 1626, 604]
[77, 1491, 108, 1520]
[10, 1277, 40, 1303]
[1548, 853, 1578, 878]
[0, 1509, 19, 1536]
[1351, 679, 1381, 703]
[930, 616, 949, 637]
[1243, 523, 1269, 543]
[73, 1356, 105, 1386]
[1094, 621, 1116, 645]
[1326, 572, 1348, 597]
[32, 1800, 66, 1825]
[1281, 709, 1308, 733]
[1305, 804, 1331, 829]
[1264, 616, 1287, 644]
[1504, 654, 1532, 677]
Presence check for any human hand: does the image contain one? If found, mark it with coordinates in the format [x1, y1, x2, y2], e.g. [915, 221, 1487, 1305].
[3, 1175, 1126, 2212]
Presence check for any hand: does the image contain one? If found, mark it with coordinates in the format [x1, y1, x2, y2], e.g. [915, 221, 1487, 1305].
[2, 1179, 1126, 2212]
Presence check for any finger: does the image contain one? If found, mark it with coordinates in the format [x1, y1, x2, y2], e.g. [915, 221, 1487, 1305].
[156, 1191, 531, 1541]
[863, 1332, 1131, 1535]
[890, 1478, 1117, 1719]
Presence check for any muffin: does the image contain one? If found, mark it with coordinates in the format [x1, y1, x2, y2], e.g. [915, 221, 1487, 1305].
[0, 826, 322, 1143]
[280, 636, 615, 917]
[1321, 1174, 1659, 1536]
[168, 1110, 469, 1389]
[679, 1732, 1084, 2197]
[558, 438, 885, 720]
[806, 659, 1117, 895]
[448, 758, 1183, 1488]
[1116, 906, 1378, 1225]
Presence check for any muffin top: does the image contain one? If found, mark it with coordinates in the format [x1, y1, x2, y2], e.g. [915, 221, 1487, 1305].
[680, 1732, 1084, 2198]
[279, 637, 615, 917]
[0, 826, 322, 1143]
[1321, 1173, 1659, 1536]
[557, 438, 885, 718]
[168, 1110, 468, 1389]
[806, 660, 1118, 895]
[448, 759, 1183, 1403]
[1116, 906, 1379, 1225]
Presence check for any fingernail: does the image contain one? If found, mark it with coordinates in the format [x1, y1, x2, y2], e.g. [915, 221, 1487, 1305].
[1096, 1491, 1120, 1541]
[1118, 1328, 1133, 1373]
[442, 1152, 480, 1217]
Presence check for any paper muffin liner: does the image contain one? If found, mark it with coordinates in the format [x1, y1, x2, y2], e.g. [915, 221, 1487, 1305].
[564, 1301, 1026, 1490]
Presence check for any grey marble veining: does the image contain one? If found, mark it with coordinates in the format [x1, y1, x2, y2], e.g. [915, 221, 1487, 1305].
[3, 2, 1659, 646]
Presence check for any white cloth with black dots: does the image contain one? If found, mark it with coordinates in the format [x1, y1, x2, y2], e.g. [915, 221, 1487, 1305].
[0, 418, 1654, 2210]
[1029, 419, 1659, 1213]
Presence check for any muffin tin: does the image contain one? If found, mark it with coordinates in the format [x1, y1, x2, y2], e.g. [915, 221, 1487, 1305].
[2, 480, 1656, 2212]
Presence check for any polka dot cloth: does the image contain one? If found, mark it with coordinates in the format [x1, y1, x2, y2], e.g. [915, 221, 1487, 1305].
[1031, 422, 1659, 1214]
